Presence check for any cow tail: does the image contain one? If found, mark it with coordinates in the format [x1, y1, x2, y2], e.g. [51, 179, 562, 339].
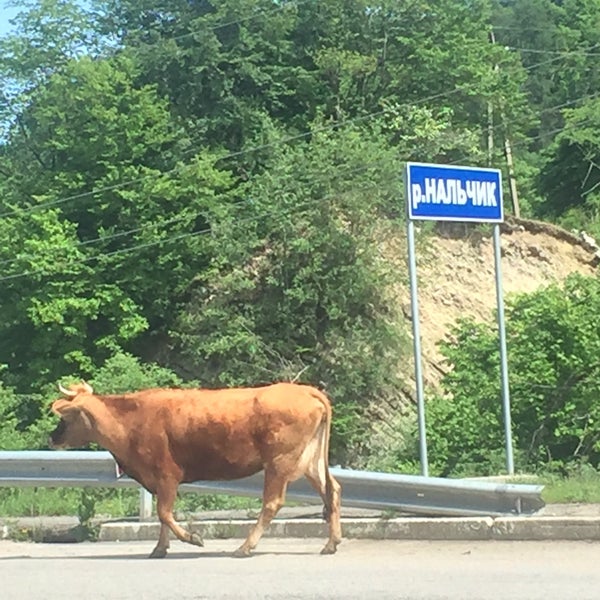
[310, 388, 338, 523]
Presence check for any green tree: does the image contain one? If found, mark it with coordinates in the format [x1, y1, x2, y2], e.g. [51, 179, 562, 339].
[170, 123, 408, 464]
[492, 0, 600, 143]
[537, 97, 600, 231]
[0, 369, 48, 450]
[93, 0, 530, 170]
[96, 0, 310, 167]
[5, 0, 596, 467]
[0, 53, 234, 390]
[426, 319, 508, 476]
[0, 0, 104, 138]
[88, 351, 187, 393]
[426, 274, 600, 476]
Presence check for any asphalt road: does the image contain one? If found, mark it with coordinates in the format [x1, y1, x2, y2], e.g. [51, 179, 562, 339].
[2, 538, 600, 599]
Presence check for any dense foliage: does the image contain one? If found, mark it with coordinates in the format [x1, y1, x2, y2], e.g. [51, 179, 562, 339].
[1, 0, 600, 470]
[424, 275, 600, 476]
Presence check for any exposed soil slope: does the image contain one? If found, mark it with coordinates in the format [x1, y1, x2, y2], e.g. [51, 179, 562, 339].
[391, 217, 599, 389]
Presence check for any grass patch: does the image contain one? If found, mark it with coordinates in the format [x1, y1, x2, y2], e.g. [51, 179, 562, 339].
[505, 465, 600, 504]
[540, 469, 600, 504]
[0, 488, 84, 517]
[174, 492, 260, 515]
[0, 488, 145, 518]
[0, 487, 261, 519]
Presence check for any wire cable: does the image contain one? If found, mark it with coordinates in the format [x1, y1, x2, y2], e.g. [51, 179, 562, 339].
[0, 88, 462, 219]
[12, 109, 593, 282]
[0, 160, 395, 283]
[1, 23, 596, 222]
[1, 45, 578, 221]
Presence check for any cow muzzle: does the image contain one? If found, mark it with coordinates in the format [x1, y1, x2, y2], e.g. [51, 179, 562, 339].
[48, 421, 68, 448]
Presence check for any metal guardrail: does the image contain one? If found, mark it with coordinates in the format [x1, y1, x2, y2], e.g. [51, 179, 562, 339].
[0, 451, 545, 518]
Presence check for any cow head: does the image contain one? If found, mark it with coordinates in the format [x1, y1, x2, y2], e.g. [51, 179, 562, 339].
[49, 381, 95, 449]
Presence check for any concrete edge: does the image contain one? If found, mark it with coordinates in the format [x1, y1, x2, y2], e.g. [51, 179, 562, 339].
[492, 516, 600, 541]
[5, 516, 600, 544]
[1, 519, 87, 543]
[98, 516, 600, 543]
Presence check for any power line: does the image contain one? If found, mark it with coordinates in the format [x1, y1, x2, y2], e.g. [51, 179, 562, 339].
[478, 91, 599, 138]
[0, 153, 390, 271]
[0, 87, 463, 219]
[0, 187, 377, 284]
[1, 24, 595, 222]
[2, 89, 597, 273]
[0, 212, 190, 268]
[507, 47, 600, 57]
[519, 43, 600, 71]
[1, 109, 597, 283]
[492, 24, 591, 32]
[4, 106, 594, 282]
[4, 22, 586, 219]
[0, 160, 392, 283]
[1, 45, 575, 221]
[448, 114, 597, 168]
[443, 87, 600, 170]
[498, 42, 600, 78]
[513, 117, 598, 149]
[490, 91, 600, 137]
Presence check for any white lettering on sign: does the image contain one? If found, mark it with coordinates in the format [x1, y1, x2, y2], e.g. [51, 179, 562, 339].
[473, 181, 486, 206]
[486, 182, 497, 206]
[411, 178, 497, 210]
[446, 180, 468, 205]
[436, 179, 448, 204]
[424, 178, 437, 203]
[411, 183, 422, 208]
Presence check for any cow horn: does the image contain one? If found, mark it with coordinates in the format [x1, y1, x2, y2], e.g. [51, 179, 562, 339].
[81, 380, 94, 394]
[58, 383, 77, 398]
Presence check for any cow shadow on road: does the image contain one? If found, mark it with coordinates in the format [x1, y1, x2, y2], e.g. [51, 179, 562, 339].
[0, 550, 317, 560]
[88, 551, 316, 560]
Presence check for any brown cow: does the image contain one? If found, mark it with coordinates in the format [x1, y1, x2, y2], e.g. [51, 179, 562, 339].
[49, 381, 342, 558]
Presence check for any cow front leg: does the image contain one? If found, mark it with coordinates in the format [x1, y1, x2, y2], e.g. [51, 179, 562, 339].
[149, 523, 171, 559]
[233, 470, 287, 558]
[151, 483, 204, 558]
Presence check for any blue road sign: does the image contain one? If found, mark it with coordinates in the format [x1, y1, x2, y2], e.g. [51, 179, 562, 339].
[405, 162, 503, 223]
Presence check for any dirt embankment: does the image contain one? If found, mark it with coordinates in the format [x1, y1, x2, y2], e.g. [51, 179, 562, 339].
[384, 217, 599, 393]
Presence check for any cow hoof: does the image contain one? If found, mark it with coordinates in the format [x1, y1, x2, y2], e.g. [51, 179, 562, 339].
[232, 547, 252, 558]
[189, 532, 204, 547]
[320, 543, 338, 555]
[149, 547, 168, 559]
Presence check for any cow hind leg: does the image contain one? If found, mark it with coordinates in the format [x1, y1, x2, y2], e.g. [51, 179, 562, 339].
[233, 469, 288, 558]
[305, 469, 342, 555]
[322, 472, 342, 554]
[302, 422, 342, 555]
[151, 483, 204, 558]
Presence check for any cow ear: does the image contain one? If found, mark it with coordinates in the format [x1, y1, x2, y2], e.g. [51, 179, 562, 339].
[51, 400, 93, 429]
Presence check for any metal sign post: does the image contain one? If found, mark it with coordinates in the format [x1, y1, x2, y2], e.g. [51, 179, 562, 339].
[493, 224, 515, 474]
[406, 218, 429, 476]
[404, 162, 514, 476]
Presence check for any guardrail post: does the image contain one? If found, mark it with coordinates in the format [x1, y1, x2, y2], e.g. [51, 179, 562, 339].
[139, 488, 153, 521]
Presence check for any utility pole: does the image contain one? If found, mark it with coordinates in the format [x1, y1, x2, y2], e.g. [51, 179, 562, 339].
[503, 133, 520, 218]
[489, 30, 520, 218]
